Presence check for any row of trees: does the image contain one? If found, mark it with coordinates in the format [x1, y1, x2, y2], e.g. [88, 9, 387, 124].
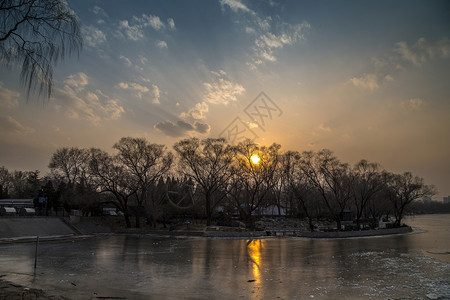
[1, 137, 435, 230]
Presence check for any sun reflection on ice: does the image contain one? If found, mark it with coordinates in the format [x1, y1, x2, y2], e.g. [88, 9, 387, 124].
[247, 239, 263, 281]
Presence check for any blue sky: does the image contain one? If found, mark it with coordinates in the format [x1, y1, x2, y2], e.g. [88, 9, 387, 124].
[1, 0, 449, 199]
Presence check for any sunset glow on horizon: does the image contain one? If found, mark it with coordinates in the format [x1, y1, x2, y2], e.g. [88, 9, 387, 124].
[1, 0, 449, 200]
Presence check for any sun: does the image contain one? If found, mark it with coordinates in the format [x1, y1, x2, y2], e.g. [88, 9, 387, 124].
[250, 154, 260, 165]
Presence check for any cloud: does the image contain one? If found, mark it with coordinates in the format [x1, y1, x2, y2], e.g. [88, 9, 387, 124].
[350, 73, 379, 91]
[151, 84, 161, 104]
[0, 116, 34, 135]
[64, 72, 89, 89]
[202, 71, 245, 105]
[92, 6, 108, 18]
[252, 22, 310, 66]
[116, 81, 161, 103]
[119, 55, 133, 67]
[83, 26, 107, 48]
[396, 38, 450, 66]
[167, 18, 176, 30]
[220, 0, 254, 14]
[139, 55, 148, 65]
[118, 20, 144, 41]
[118, 14, 174, 41]
[53, 73, 125, 125]
[350, 38, 450, 90]
[0, 82, 20, 108]
[180, 101, 209, 119]
[318, 124, 332, 132]
[142, 15, 165, 30]
[179, 71, 244, 123]
[116, 81, 150, 99]
[156, 40, 168, 49]
[154, 120, 211, 137]
[220, 0, 310, 69]
[401, 98, 426, 111]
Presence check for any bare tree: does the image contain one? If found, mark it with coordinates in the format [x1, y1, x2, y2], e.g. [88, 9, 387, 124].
[386, 171, 435, 226]
[229, 140, 281, 223]
[0, 0, 82, 98]
[351, 160, 385, 227]
[89, 148, 138, 227]
[298, 150, 353, 230]
[173, 138, 234, 226]
[48, 147, 90, 186]
[114, 137, 173, 228]
[283, 151, 316, 231]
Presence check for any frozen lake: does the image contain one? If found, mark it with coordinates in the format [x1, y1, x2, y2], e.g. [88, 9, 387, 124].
[0, 214, 449, 299]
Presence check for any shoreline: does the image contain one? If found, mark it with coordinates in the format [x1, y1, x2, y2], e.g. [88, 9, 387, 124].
[0, 278, 64, 300]
[0, 226, 414, 244]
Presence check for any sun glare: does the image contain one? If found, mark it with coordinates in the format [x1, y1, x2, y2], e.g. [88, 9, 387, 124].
[250, 154, 260, 165]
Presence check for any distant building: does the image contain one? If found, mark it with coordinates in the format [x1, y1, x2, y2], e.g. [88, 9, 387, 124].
[444, 196, 450, 204]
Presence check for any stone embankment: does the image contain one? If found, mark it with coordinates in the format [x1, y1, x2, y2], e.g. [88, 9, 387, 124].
[0, 216, 414, 241]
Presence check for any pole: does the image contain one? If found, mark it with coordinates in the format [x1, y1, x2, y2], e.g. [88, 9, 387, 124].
[34, 236, 39, 271]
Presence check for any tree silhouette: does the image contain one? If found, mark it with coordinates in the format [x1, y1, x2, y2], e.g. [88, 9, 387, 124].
[0, 0, 82, 99]
[173, 138, 234, 226]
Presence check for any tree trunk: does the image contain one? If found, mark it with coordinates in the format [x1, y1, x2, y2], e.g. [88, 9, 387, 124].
[335, 217, 342, 231]
[124, 212, 131, 228]
[308, 216, 314, 232]
[205, 193, 212, 226]
[135, 213, 141, 228]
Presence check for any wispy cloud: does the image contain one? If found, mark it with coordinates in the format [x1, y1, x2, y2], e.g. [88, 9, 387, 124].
[350, 38, 450, 90]
[396, 38, 450, 66]
[167, 18, 176, 30]
[119, 55, 133, 67]
[203, 70, 245, 105]
[156, 40, 168, 49]
[180, 101, 209, 120]
[154, 120, 211, 137]
[83, 25, 107, 48]
[116, 80, 161, 103]
[92, 6, 108, 18]
[349, 73, 379, 91]
[220, 0, 310, 69]
[400, 98, 426, 111]
[117, 14, 174, 41]
[0, 82, 20, 108]
[53, 73, 125, 125]
[116, 81, 149, 99]
[220, 0, 254, 14]
[178, 70, 244, 125]
[151, 84, 161, 104]
[0, 116, 34, 135]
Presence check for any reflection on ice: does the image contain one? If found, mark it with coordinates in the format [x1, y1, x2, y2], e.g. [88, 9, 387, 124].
[0, 215, 448, 299]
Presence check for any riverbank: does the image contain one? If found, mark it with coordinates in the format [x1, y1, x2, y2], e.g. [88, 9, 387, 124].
[0, 278, 64, 300]
[0, 216, 416, 242]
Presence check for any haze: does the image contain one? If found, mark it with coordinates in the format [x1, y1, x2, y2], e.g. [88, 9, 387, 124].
[0, 0, 449, 200]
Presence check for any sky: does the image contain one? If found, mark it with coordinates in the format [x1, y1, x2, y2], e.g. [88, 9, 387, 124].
[0, 0, 449, 200]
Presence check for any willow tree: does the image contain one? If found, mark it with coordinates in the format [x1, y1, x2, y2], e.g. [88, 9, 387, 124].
[0, 0, 82, 98]
[173, 138, 234, 226]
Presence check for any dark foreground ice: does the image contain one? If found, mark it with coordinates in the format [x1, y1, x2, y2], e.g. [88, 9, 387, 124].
[0, 214, 449, 299]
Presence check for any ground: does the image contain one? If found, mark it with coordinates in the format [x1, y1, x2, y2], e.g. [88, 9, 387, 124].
[0, 279, 65, 300]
